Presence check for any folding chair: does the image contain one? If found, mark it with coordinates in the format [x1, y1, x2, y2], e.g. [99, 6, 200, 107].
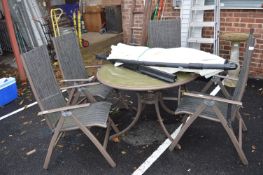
[169, 30, 255, 165]
[148, 18, 183, 112]
[21, 46, 118, 169]
[148, 18, 181, 48]
[52, 32, 112, 104]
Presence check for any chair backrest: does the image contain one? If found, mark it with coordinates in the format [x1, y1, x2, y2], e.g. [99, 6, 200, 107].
[52, 32, 88, 80]
[148, 18, 181, 48]
[231, 30, 255, 118]
[22, 46, 66, 129]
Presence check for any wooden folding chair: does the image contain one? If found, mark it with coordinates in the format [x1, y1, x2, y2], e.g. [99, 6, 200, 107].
[148, 18, 181, 48]
[169, 30, 255, 165]
[52, 32, 112, 104]
[21, 46, 118, 169]
[147, 18, 184, 112]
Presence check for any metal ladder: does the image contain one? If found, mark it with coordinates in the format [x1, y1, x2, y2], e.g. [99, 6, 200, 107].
[187, 0, 220, 55]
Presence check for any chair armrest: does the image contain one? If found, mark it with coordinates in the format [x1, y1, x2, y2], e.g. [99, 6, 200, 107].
[60, 76, 95, 83]
[213, 74, 238, 81]
[183, 92, 242, 106]
[60, 82, 101, 90]
[38, 103, 91, 116]
[85, 65, 101, 69]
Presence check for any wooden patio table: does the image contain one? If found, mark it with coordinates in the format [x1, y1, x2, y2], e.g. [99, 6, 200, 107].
[97, 64, 198, 141]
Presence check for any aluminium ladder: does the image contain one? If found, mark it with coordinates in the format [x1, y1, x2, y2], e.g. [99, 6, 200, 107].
[182, 0, 220, 55]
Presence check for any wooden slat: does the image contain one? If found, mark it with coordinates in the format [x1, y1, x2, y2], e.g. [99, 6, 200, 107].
[188, 37, 214, 44]
[60, 82, 101, 90]
[131, 26, 143, 30]
[190, 21, 215, 27]
[38, 103, 91, 116]
[192, 5, 215, 10]
[183, 92, 242, 106]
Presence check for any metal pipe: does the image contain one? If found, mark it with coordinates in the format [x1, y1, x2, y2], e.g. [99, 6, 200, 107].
[2, 0, 26, 81]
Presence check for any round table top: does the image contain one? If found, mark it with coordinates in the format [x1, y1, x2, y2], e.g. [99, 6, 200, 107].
[97, 64, 198, 91]
[220, 32, 249, 42]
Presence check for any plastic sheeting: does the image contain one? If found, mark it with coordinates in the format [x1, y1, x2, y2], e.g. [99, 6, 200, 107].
[108, 43, 225, 78]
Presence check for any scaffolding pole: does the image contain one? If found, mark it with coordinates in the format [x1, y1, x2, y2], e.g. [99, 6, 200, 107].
[2, 0, 26, 81]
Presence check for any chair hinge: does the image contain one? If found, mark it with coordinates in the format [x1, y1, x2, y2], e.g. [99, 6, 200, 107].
[204, 100, 215, 106]
[61, 111, 72, 117]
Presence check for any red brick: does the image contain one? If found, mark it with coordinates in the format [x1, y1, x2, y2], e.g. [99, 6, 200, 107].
[241, 18, 255, 23]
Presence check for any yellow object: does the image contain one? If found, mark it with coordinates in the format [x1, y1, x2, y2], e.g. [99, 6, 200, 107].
[73, 11, 78, 36]
[50, 8, 63, 37]
[77, 10, 82, 47]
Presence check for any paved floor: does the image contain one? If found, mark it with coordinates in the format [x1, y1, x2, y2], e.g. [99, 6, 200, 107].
[0, 78, 262, 175]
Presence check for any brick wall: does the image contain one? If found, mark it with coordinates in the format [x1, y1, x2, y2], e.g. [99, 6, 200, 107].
[203, 9, 263, 78]
[121, 0, 263, 78]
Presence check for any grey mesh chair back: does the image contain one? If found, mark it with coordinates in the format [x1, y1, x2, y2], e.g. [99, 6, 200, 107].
[148, 19, 181, 48]
[52, 32, 88, 80]
[22, 46, 66, 129]
[230, 31, 255, 119]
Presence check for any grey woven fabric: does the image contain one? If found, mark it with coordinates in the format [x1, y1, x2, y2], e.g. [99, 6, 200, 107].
[63, 102, 112, 130]
[148, 19, 181, 48]
[175, 96, 228, 119]
[52, 32, 112, 99]
[22, 46, 66, 128]
[22, 46, 112, 130]
[52, 32, 88, 80]
[230, 33, 255, 118]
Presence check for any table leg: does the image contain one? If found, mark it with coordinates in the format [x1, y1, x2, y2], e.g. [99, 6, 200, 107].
[159, 86, 182, 114]
[154, 93, 174, 142]
[109, 93, 143, 139]
[159, 93, 175, 115]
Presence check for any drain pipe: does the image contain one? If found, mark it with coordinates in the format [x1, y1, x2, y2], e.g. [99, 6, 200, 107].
[2, 0, 27, 82]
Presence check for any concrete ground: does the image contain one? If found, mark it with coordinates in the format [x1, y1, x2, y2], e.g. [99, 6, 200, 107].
[0, 73, 262, 174]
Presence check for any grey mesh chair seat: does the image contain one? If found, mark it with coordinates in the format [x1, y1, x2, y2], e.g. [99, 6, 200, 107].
[80, 84, 112, 99]
[175, 96, 228, 120]
[62, 102, 112, 131]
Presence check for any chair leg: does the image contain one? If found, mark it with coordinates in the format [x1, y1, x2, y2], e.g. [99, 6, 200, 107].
[218, 81, 231, 99]
[239, 118, 243, 148]
[103, 121, 111, 148]
[43, 117, 64, 169]
[159, 93, 175, 115]
[237, 112, 247, 131]
[67, 88, 76, 105]
[169, 104, 207, 151]
[76, 97, 88, 104]
[72, 91, 81, 105]
[72, 115, 116, 167]
[201, 80, 214, 93]
[54, 132, 64, 146]
[81, 89, 97, 103]
[212, 106, 248, 165]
